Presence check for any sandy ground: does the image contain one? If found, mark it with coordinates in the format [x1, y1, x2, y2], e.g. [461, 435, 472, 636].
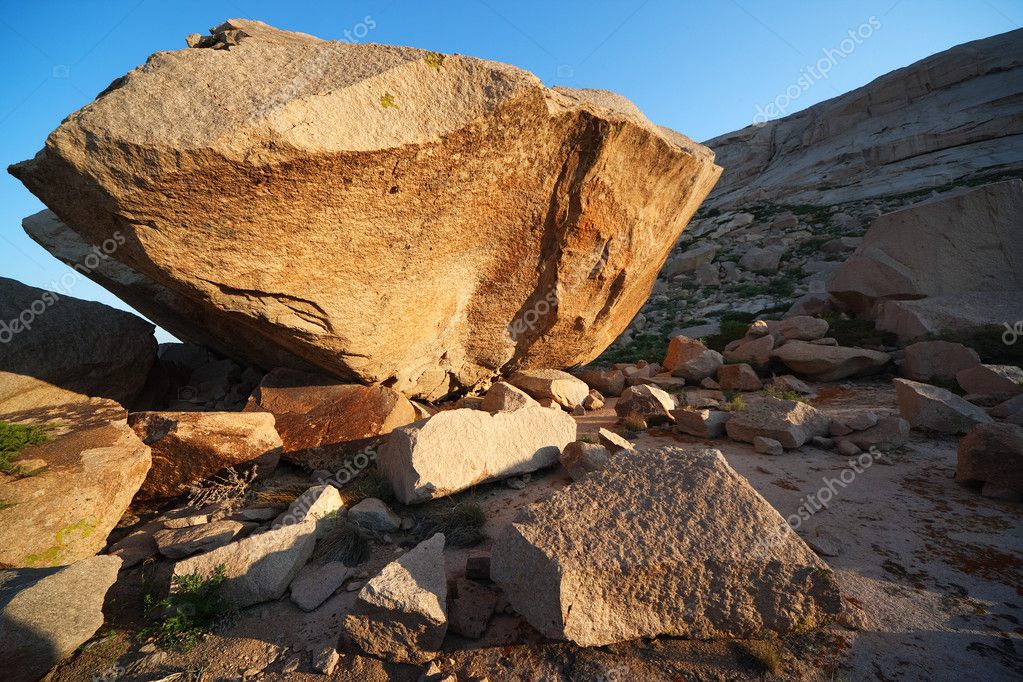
[51, 380, 1022, 681]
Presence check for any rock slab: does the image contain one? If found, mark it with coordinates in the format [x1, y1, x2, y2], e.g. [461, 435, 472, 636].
[378, 406, 575, 503]
[490, 447, 841, 646]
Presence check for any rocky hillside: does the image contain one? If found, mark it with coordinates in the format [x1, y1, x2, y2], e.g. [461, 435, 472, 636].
[704, 28, 1023, 208]
[604, 28, 1023, 365]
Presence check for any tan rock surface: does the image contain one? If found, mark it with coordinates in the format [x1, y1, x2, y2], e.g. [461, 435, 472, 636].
[129, 411, 282, 499]
[771, 341, 890, 382]
[10, 19, 720, 400]
[377, 406, 576, 503]
[490, 446, 841, 646]
[0, 387, 151, 567]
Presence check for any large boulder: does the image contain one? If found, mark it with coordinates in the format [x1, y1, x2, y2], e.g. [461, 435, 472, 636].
[900, 340, 981, 382]
[955, 364, 1023, 401]
[491, 447, 841, 646]
[0, 276, 156, 406]
[244, 367, 415, 469]
[129, 411, 282, 500]
[829, 180, 1023, 313]
[614, 384, 676, 425]
[893, 378, 993, 434]
[0, 382, 151, 567]
[0, 555, 122, 682]
[875, 292, 1023, 342]
[345, 533, 447, 664]
[378, 406, 576, 504]
[770, 341, 890, 382]
[10, 19, 721, 401]
[725, 397, 831, 449]
[956, 423, 1023, 493]
[662, 336, 723, 381]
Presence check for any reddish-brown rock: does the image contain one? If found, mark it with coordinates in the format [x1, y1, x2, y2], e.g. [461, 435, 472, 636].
[244, 368, 416, 468]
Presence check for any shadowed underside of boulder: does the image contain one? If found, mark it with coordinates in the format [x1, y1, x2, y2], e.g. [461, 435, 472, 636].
[10, 19, 721, 400]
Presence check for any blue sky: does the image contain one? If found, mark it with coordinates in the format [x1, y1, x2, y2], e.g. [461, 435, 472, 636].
[1, 0, 1018, 341]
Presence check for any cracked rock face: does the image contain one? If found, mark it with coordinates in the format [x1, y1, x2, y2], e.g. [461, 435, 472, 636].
[490, 446, 842, 646]
[10, 19, 721, 400]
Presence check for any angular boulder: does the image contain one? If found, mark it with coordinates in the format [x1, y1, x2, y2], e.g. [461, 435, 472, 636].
[559, 441, 611, 480]
[673, 408, 730, 438]
[577, 369, 625, 397]
[172, 519, 317, 608]
[480, 382, 538, 413]
[893, 378, 993, 434]
[244, 367, 415, 469]
[779, 315, 829, 341]
[842, 416, 910, 451]
[490, 447, 841, 646]
[378, 406, 575, 503]
[345, 533, 447, 663]
[829, 180, 1023, 314]
[717, 363, 763, 391]
[900, 340, 981, 382]
[663, 335, 723, 381]
[0, 276, 156, 406]
[0, 555, 122, 682]
[129, 411, 283, 499]
[771, 341, 890, 382]
[508, 369, 589, 410]
[614, 384, 676, 425]
[10, 20, 721, 400]
[956, 423, 1023, 493]
[723, 334, 775, 366]
[875, 292, 1023, 342]
[725, 397, 831, 449]
[955, 364, 1023, 401]
[0, 387, 151, 567]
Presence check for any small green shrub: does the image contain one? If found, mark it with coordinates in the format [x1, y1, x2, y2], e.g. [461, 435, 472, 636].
[723, 396, 746, 412]
[703, 320, 750, 353]
[144, 565, 231, 649]
[0, 421, 50, 475]
[342, 467, 395, 504]
[763, 386, 811, 403]
[821, 314, 897, 348]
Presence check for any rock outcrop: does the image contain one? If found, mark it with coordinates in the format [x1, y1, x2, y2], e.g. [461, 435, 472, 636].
[10, 19, 721, 400]
[956, 423, 1023, 493]
[491, 447, 841, 646]
[702, 29, 1023, 208]
[377, 406, 576, 503]
[829, 180, 1023, 314]
[725, 396, 831, 449]
[894, 378, 993, 434]
[0, 276, 156, 406]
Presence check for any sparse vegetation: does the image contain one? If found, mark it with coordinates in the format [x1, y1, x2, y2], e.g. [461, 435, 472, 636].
[723, 396, 747, 412]
[764, 386, 811, 403]
[703, 320, 749, 353]
[185, 467, 257, 511]
[314, 519, 372, 566]
[742, 639, 784, 674]
[143, 565, 232, 649]
[423, 51, 446, 68]
[577, 434, 596, 444]
[0, 421, 50, 475]
[415, 499, 487, 548]
[249, 482, 309, 510]
[593, 331, 667, 366]
[342, 467, 395, 504]
[380, 92, 397, 108]
[821, 314, 897, 348]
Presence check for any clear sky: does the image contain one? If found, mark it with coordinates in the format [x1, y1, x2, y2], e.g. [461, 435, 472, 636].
[1, 0, 1018, 342]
